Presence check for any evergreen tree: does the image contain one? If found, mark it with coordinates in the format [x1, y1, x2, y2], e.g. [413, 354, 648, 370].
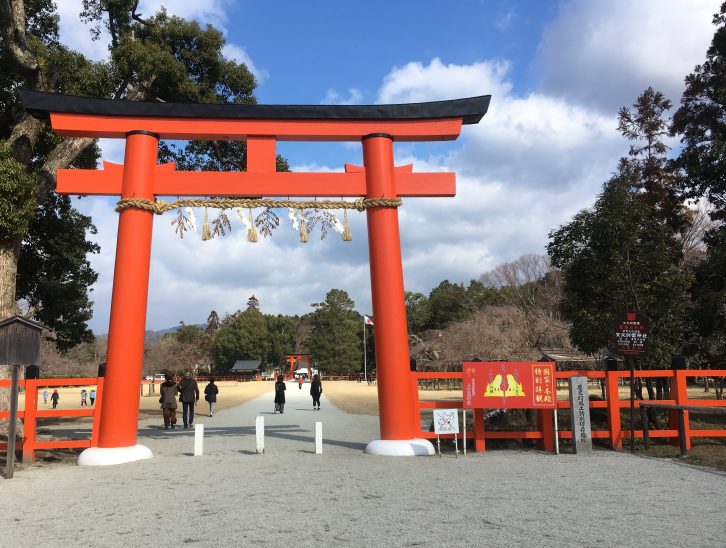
[205, 310, 220, 336]
[405, 291, 429, 334]
[213, 308, 269, 371]
[548, 89, 691, 366]
[672, 3, 726, 364]
[265, 314, 296, 369]
[247, 294, 260, 312]
[307, 289, 361, 373]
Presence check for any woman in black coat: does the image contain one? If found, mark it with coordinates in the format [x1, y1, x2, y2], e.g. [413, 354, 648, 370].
[274, 375, 286, 414]
[310, 373, 323, 410]
[204, 379, 219, 417]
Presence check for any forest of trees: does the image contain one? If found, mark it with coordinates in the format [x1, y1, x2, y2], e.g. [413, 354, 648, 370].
[3, 2, 726, 381]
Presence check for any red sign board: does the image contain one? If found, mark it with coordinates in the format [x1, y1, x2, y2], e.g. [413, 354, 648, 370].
[615, 312, 648, 356]
[463, 362, 556, 409]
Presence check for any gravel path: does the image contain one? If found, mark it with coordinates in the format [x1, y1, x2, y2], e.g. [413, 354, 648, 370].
[1, 380, 724, 547]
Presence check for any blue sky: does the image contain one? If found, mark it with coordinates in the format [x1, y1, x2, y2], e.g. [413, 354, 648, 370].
[53, 0, 719, 333]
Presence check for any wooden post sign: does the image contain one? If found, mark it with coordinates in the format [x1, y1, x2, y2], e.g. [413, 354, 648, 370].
[463, 362, 556, 409]
[615, 312, 648, 356]
[615, 311, 648, 452]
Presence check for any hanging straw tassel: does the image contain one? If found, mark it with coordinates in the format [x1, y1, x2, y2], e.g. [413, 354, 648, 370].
[299, 210, 308, 243]
[201, 207, 213, 241]
[247, 208, 258, 242]
[342, 208, 352, 241]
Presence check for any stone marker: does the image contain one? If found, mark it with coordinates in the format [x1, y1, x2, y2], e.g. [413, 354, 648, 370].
[568, 376, 592, 454]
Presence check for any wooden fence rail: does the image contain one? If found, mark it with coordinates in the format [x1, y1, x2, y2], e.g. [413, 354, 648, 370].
[0, 377, 104, 463]
[413, 369, 726, 452]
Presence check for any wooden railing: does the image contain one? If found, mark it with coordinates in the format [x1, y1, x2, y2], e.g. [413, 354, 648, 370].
[413, 369, 726, 452]
[0, 377, 104, 463]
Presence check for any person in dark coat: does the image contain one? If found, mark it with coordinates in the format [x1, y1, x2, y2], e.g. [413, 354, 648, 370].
[204, 378, 219, 417]
[274, 374, 286, 414]
[50, 389, 60, 409]
[159, 373, 179, 429]
[177, 371, 200, 428]
[310, 373, 323, 410]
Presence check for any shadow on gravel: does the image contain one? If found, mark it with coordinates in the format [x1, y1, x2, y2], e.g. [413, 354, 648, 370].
[137, 424, 368, 452]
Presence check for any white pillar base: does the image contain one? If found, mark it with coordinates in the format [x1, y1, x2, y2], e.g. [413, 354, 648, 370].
[77, 444, 153, 466]
[364, 439, 435, 456]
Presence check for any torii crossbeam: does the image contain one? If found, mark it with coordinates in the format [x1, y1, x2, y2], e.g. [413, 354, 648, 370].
[20, 90, 490, 464]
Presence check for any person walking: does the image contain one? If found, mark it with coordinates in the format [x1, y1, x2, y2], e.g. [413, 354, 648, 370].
[310, 373, 323, 410]
[298, 376, 304, 390]
[274, 375, 286, 414]
[159, 373, 179, 430]
[50, 389, 60, 409]
[81, 389, 87, 407]
[177, 371, 200, 428]
[42, 389, 48, 404]
[204, 378, 219, 417]
[89, 389, 96, 406]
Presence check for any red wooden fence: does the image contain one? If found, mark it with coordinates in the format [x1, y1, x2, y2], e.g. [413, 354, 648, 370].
[0, 377, 104, 463]
[414, 369, 726, 452]
[3, 370, 725, 463]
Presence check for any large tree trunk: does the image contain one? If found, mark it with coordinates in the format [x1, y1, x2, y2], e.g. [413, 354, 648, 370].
[0, 238, 23, 440]
[0, 238, 21, 319]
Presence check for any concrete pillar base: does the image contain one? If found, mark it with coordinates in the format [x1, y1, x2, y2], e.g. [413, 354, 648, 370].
[364, 439, 435, 456]
[77, 444, 153, 466]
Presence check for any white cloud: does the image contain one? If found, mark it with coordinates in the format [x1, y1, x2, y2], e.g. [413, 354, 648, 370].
[222, 43, 269, 84]
[536, 0, 720, 112]
[378, 57, 512, 103]
[321, 88, 364, 105]
[55, 0, 110, 61]
[496, 11, 517, 31]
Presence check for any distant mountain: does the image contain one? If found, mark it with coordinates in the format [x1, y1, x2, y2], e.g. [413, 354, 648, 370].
[143, 324, 206, 344]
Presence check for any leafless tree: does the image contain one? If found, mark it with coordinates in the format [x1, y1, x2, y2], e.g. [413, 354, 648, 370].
[480, 254, 567, 348]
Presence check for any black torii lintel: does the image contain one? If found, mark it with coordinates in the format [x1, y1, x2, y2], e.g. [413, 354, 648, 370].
[19, 90, 491, 125]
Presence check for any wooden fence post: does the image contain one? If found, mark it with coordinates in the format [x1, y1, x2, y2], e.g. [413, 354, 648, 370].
[536, 409, 555, 451]
[473, 408, 486, 452]
[606, 370, 622, 450]
[21, 379, 37, 464]
[673, 370, 691, 450]
[90, 377, 104, 447]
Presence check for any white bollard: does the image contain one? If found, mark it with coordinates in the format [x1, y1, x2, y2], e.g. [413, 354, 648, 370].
[256, 415, 265, 454]
[315, 421, 323, 454]
[194, 424, 204, 456]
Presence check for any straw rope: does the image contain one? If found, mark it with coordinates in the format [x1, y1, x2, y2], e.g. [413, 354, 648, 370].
[115, 197, 401, 214]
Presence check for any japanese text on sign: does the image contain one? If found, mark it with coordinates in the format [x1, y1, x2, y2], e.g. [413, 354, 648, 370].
[463, 362, 556, 409]
[615, 312, 648, 356]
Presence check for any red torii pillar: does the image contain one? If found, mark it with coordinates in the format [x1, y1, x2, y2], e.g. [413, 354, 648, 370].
[20, 90, 489, 464]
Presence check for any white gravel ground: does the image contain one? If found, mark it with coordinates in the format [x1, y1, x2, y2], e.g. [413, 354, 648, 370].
[1, 381, 724, 547]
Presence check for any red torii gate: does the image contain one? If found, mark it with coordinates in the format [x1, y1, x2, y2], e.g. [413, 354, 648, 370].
[286, 354, 311, 380]
[21, 90, 489, 464]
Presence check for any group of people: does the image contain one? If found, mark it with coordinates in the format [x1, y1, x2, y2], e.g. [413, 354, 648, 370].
[41, 388, 96, 408]
[159, 372, 218, 430]
[274, 373, 323, 413]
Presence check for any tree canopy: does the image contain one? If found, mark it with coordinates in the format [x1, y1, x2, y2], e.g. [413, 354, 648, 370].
[672, 3, 726, 365]
[548, 88, 691, 366]
[306, 289, 362, 373]
[0, 0, 259, 350]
